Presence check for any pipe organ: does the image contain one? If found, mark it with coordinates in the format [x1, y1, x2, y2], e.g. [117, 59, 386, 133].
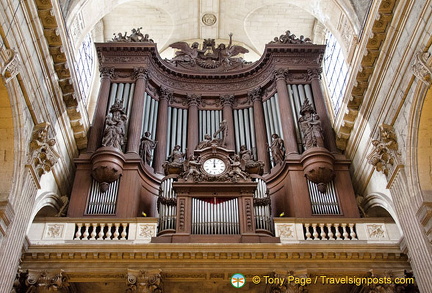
[67, 31, 360, 243]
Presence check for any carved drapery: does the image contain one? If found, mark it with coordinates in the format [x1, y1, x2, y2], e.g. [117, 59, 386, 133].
[411, 52, 432, 86]
[367, 124, 402, 181]
[27, 122, 59, 182]
[298, 98, 324, 150]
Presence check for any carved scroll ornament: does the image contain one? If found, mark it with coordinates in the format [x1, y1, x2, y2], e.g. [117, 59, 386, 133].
[28, 122, 60, 181]
[126, 270, 163, 293]
[0, 48, 20, 82]
[270, 30, 312, 45]
[367, 124, 401, 177]
[411, 52, 432, 85]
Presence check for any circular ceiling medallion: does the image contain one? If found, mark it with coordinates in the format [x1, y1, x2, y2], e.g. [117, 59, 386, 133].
[202, 14, 217, 26]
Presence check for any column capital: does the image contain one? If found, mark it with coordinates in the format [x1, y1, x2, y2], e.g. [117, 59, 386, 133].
[274, 68, 288, 80]
[248, 86, 262, 102]
[307, 68, 323, 81]
[133, 67, 148, 80]
[159, 86, 173, 101]
[187, 93, 201, 107]
[220, 94, 234, 106]
[99, 66, 115, 78]
[412, 52, 432, 86]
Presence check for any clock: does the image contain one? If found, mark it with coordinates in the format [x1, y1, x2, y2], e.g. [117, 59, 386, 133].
[202, 157, 226, 175]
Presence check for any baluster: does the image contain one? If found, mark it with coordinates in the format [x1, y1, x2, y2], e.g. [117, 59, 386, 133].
[334, 223, 342, 240]
[319, 223, 327, 240]
[327, 223, 335, 240]
[105, 223, 113, 240]
[82, 223, 90, 240]
[90, 223, 97, 240]
[312, 223, 319, 240]
[349, 223, 357, 240]
[75, 223, 83, 240]
[121, 223, 128, 240]
[98, 223, 106, 240]
[304, 223, 312, 240]
[113, 223, 120, 240]
[341, 223, 349, 240]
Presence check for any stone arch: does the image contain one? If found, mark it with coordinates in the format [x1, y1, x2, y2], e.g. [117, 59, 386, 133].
[362, 192, 400, 226]
[30, 192, 65, 223]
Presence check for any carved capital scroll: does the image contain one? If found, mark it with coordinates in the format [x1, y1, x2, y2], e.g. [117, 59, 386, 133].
[187, 93, 201, 107]
[0, 48, 20, 83]
[412, 52, 432, 86]
[367, 124, 403, 185]
[219, 94, 234, 106]
[126, 270, 163, 293]
[307, 68, 322, 81]
[13, 269, 70, 292]
[134, 67, 148, 80]
[27, 122, 60, 182]
[274, 68, 288, 81]
[159, 86, 173, 101]
[248, 86, 262, 102]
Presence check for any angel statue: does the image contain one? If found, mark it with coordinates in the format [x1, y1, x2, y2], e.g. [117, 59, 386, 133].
[214, 33, 249, 65]
[169, 42, 206, 65]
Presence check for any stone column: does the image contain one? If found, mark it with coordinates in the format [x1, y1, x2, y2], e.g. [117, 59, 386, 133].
[126, 67, 148, 154]
[308, 68, 338, 152]
[154, 87, 171, 174]
[249, 87, 271, 173]
[220, 95, 235, 150]
[274, 69, 298, 154]
[87, 67, 114, 152]
[186, 94, 201, 157]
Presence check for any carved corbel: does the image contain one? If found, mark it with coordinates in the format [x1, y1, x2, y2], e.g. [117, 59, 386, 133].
[13, 269, 70, 292]
[0, 48, 20, 83]
[268, 271, 309, 293]
[126, 269, 163, 293]
[411, 52, 432, 86]
[26, 122, 60, 183]
[367, 124, 402, 183]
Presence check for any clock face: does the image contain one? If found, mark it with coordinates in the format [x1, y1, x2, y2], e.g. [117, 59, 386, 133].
[203, 158, 226, 175]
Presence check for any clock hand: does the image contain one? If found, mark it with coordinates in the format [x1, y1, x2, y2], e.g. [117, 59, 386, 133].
[213, 159, 216, 168]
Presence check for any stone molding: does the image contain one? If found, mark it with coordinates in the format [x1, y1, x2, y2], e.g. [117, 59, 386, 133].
[335, 0, 397, 150]
[0, 201, 15, 237]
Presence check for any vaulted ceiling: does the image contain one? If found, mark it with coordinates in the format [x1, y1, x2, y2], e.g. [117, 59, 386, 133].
[64, 0, 369, 61]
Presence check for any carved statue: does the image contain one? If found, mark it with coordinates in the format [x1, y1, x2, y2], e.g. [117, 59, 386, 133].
[196, 134, 213, 150]
[183, 155, 202, 181]
[102, 99, 127, 150]
[239, 145, 264, 175]
[212, 120, 228, 146]
[140, 132, 157, 165]
[111, 28, 154, 43]
[270, 30, 312, 44]
[163, 145, 185, 175]
[170, 42, 206, 65]
[269, 133, 285, 164]
[228, 154, 249, 181]
[298, 98, 324, 150]
[168, 34, 249, 70]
